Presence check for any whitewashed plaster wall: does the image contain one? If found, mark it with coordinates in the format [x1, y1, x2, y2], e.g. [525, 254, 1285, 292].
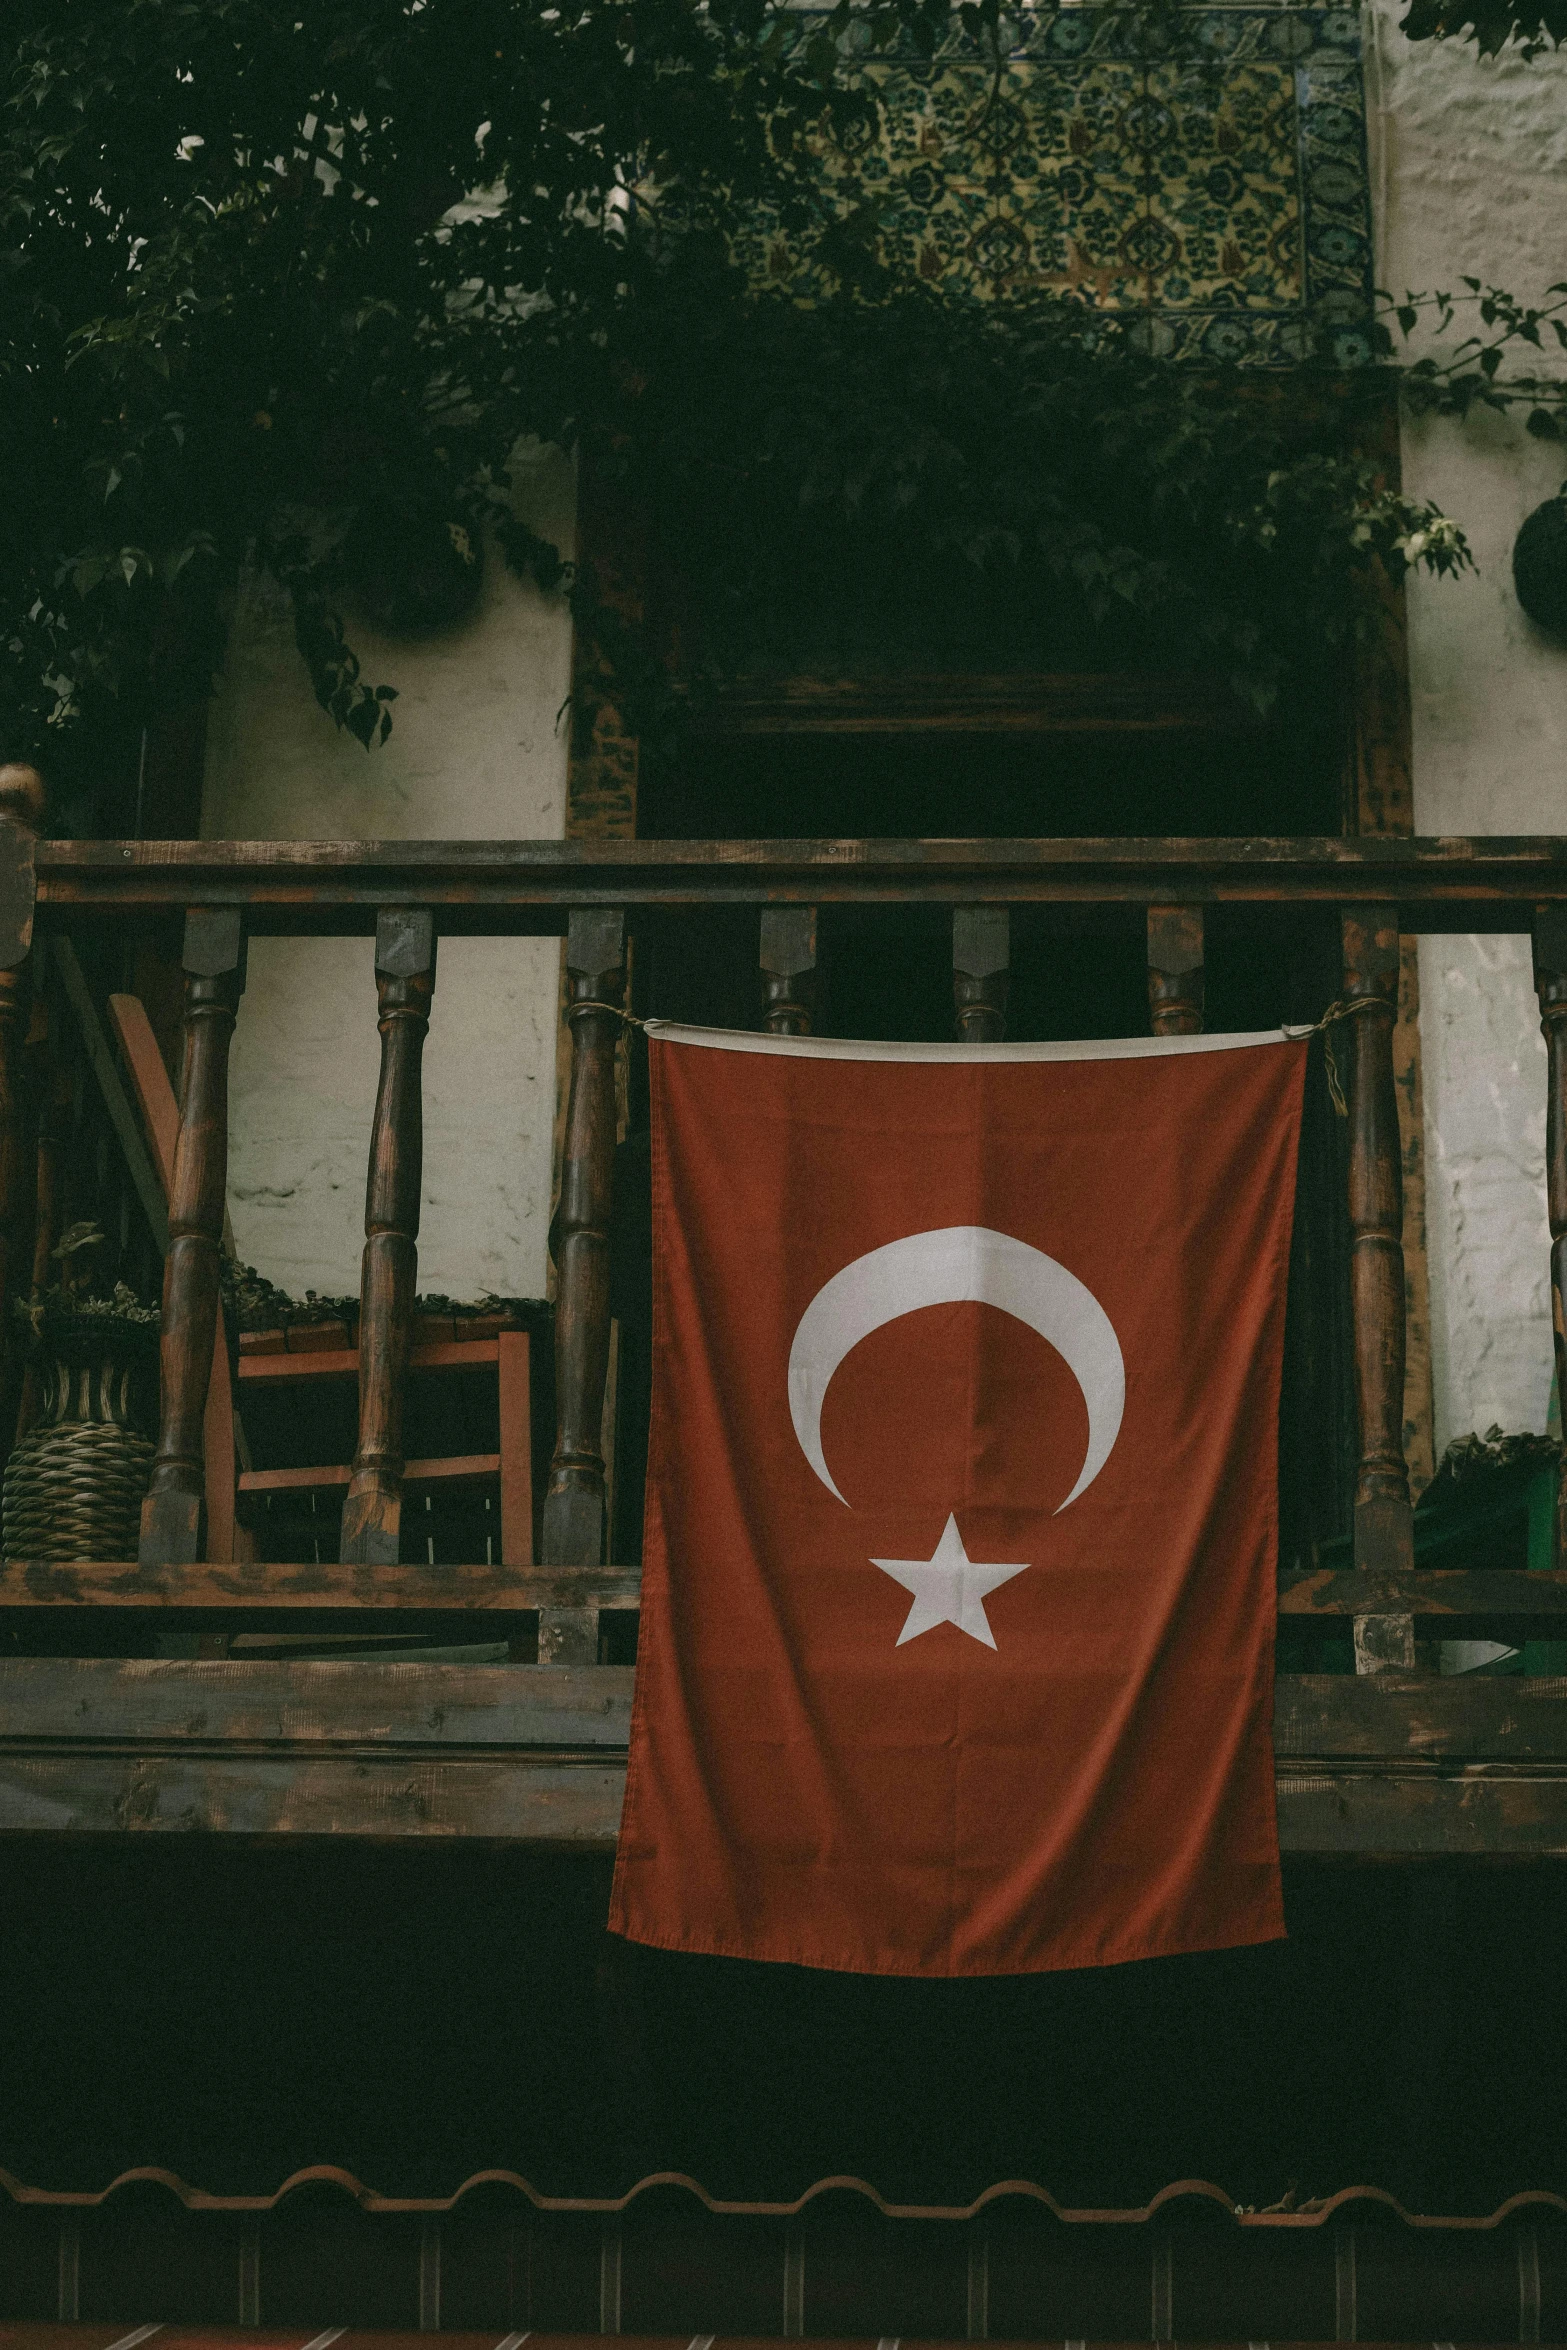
[201, 441, 575, 1302]
[1368, 0, 1567, 1445]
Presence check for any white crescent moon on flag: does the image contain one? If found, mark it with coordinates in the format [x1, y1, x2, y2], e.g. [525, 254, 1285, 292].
[787, 1225, 1125, 1514]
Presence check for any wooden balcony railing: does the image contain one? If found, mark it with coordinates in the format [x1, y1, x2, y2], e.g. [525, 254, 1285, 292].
[4, 769, 1567, 1851]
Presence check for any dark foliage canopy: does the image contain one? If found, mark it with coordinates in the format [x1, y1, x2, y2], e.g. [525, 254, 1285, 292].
[0, 0, 1548, 822]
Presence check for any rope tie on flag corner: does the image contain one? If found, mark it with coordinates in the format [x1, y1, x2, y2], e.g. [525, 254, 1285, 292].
[569, 1000, 650, 1026]
[1284, 994, 1390, 1119]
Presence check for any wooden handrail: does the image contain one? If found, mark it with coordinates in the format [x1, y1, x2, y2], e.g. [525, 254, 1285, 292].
[7, 810, 1567, 1623]
[27, 834, 1567, 926]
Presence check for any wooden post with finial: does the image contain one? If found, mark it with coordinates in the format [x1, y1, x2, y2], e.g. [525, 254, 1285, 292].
[1341, 906, 1415, 1668]
[341, 908, 437, 1568]
[0, 767, 43, 1387]
[139, 908, 246, 1569]
[760, 908, 817, 1036]
[542, 909, 626, 1637]
[953, 908, 1009, 1042]
[1534, 905, 1567, 1572]
[1147, 906, 1205, 1036]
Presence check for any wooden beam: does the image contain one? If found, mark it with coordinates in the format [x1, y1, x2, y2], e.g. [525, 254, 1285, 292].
[0, 1561, 642, 1609]
[5, 1559, 1567, 1620]
[684, 673, 1261, 738]
[1275, 1770, 1567, 1857]
[0, 1664, 1560, 1852]
[8, 1744, 1567, 1851]
[238, 1336, 500, 1382]
[33, 835, 1567, 931]
[1281, 1566, 1567, 1615]
[0, 1657, 633, 1743]
[0, 1660, 1516, 1764]
[238, 1452, 501, 1495]
[1274, 1670, 1567, 1760]
[0, 1750, 626, 1844]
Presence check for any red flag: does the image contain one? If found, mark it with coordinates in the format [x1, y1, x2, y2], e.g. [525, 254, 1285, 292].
[609, 1022, 1308, 1978]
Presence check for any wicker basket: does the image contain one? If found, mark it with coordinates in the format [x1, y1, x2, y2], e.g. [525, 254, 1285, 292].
[3, 1309, 159, 1563]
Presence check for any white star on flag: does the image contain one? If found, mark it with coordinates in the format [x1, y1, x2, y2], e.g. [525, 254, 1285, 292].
[871, 1514, 1029, 1650]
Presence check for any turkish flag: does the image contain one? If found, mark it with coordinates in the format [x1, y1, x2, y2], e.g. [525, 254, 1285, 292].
[608, 1021, 1308, 1977]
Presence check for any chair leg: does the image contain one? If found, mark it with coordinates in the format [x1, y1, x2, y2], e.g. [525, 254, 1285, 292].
[498, 1329, 533, 1567]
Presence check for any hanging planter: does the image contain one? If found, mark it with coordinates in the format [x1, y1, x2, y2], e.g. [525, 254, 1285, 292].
[1513, 490, 1567, 637]
[2, 1250, 159, 1564]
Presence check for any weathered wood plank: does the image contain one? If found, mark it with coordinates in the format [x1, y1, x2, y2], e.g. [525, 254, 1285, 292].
[237, 1452, 500, 1495]
[11, 1562, 1567, 1622]
[1274, 1672, 1567, 1760]
[34, 836, 1567, 931]
[1281, 1567, 1567, 1615]
[1275, 1769, 1567, 1857]
[238, 1337, 500, 1382]
[0, 1560, 641, 1609]
[0, 1665, 1562, 1847]
[686, 673, 1261, 737]
[0, 1753, 626, 1844]
[0, 1657, 634, 1744]
[0, 1659, 1560, 1757]
[6, 1747, 1567, 1851]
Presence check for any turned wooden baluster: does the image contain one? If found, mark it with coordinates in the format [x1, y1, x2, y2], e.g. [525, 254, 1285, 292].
[1341, 906, 1415, 1668]
[542, 910, 626, 1655]
[1147, 905, 1205, 1036]
[340, 909, 437, 1567]
[1533, 905, 1567, 1572]
[953, 907, 1009, 1042]
[140, 909, 246, 1567]
[0, 768, 42, 1381]
[760, 907, 817, 1036]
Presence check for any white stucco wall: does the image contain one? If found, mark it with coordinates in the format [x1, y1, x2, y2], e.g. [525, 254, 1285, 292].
[202, 441, 575, 1302]
[1369, 0, 1567, 1445]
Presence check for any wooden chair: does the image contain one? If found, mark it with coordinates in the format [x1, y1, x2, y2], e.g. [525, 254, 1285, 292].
[107, 991, 534, 1568]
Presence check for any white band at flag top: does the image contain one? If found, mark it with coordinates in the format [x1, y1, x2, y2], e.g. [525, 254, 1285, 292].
[644, 1020, 1306, 1064]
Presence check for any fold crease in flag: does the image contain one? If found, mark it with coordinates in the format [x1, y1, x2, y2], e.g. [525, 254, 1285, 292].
[609, 1021, 1308, 1978]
